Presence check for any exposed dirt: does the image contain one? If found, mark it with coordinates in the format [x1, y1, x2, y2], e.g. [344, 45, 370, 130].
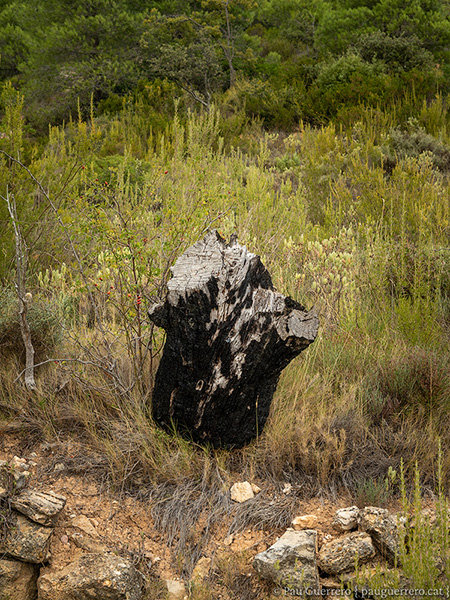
[0, 431, 409, 595]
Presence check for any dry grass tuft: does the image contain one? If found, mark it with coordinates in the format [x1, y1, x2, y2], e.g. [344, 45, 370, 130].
[149, 477, 231, 577]
[228, 491, 296, 535]
[212, 551, 273, 600]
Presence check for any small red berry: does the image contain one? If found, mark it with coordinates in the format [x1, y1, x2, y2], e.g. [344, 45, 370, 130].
[164, 171, 168, 174]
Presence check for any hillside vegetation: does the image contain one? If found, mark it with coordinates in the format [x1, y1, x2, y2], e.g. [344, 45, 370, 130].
[0, 0, 450, 592]
[1, 88, 449, 485]
[1, 0, 449, 130]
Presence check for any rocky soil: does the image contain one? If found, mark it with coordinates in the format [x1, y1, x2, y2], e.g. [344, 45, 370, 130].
[0, 434, 446, 599]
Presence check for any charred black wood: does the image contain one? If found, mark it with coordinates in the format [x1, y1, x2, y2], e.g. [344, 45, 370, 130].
[149, 230, 318, 448]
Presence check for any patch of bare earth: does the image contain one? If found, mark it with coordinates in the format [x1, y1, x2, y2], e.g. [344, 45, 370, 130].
[0, 432, 406, 594]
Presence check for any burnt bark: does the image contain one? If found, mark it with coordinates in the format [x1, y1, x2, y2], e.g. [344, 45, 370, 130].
[149, 230, 318, 448]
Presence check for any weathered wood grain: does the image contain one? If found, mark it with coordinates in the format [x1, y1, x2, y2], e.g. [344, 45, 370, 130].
[149, 230, 318, 448]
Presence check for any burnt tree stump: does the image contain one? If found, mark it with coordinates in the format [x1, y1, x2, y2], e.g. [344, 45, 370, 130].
[149, 230, 318, 448]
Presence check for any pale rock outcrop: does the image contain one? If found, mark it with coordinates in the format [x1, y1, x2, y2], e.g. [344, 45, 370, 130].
[292, 515, 319, 530]
[358, 506, 400, 564]
[165, 579, 186, 599]
[230, 482, 255, 503]
[253, 529, 319, 592]
[191, 557, 211, 583]
[318, 532, 376, 575]
[0, 558, 39, 600]
[70, 515, 99, 537]
[11, 490, 66, 527]
[0, 513, 52, 563]
[332, 506, 359, 532]
[37, 553, 144, 600]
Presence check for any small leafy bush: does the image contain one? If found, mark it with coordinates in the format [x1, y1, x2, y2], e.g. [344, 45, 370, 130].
[352, 453, 450, 591]
[0, 287, 62, 360]
[315, 53, 386, 89]
[227, 77, 305, 128]
[304, 53, 387, 121]
[355, 477, 391, 508]
[384, 124, 450, 173]
[357, 32, 435, 73]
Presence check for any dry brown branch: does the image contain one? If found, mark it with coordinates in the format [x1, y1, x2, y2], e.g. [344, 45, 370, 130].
[3, 189, 36, 391]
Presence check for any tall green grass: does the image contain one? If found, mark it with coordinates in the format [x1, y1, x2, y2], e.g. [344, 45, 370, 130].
[1, 92, 450, 493]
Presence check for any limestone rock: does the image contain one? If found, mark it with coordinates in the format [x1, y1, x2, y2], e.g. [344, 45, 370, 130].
[0, 558, 39, 600]
[11, 490, 66, 526]
[358, 507, 400, 564]
[70, 515, 99, 537]
[0, 460, 30, 496]
[165, 579, 186, 600]
[332, 506, 359, 532]
[253, 528, 319, 592]
[10, 457, 28, 471]
[1, 513, 52, 563]
[318, 532, 376, 575]
[191, 557, 211, 583]
[231, 482, 254, 503]
[68, 531, 108, 553]
[37, 553, 144, 600]
[419, 509, 436, 524]
[341, 566, 412, 590]
[292, 515, 318, 530]
[251, 483, 262, 495]
[409, 508, 450, 529]
[320, 577, 343, 590]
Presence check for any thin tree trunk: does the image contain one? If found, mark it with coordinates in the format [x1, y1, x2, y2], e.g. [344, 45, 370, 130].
[5, 190, 36, 391]
[18, 292, 36, 391]
[224, 0, 236, 88]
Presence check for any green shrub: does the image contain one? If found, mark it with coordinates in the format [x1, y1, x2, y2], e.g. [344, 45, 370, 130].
[352, 454, 450, 590]
[0, 287, 63, 360]
[384, 124, 450, 173]
[228, 77, 305, 128]
[357, 32, 435, 73]
[304, 53, 388, 121]
[355, 477, 391, 508]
